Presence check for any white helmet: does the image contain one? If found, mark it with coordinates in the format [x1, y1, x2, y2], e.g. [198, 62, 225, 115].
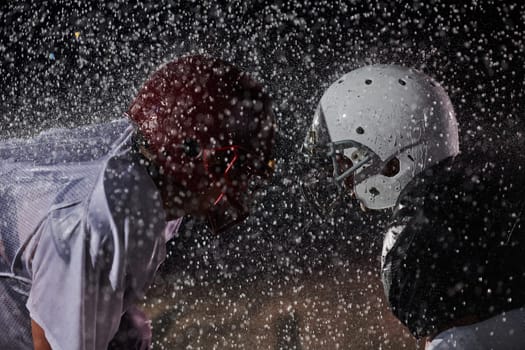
[302, 64, 459, 211]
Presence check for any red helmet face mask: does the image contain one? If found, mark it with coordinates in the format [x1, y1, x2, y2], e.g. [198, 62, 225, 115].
[127, 55, 276, 233]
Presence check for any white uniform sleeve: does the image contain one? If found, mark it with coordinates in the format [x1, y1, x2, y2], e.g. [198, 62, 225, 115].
[426, 330, 483, 350]
[426, 308, 525, 350]
[27, 154, 168, 350]
[26, 198, 124, 350]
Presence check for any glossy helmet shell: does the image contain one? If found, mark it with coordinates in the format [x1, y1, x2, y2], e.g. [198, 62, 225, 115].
[305, 64, 459, 210]
[127, 55, 275, 195]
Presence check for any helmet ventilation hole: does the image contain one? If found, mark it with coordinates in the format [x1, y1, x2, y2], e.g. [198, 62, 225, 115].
[398, 79, 406, 86]
[338, 79, 344, 84]
[370, 187, 380, 196]
[381, 157, 400, 177]
[365, 79, 372, 85]
[356, 126, 365, 134]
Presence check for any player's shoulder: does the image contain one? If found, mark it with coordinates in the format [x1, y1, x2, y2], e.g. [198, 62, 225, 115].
[95, 142, 166, 239]
[389, 147, 525, 239]
[399, 147, 525, 209]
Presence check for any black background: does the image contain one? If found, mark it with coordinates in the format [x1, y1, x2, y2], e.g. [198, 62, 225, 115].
[1, 0, 524, 347]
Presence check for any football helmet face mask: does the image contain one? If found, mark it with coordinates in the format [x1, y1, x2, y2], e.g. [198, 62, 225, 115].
[302, 64, 459, 213]
[128, 55, 276, 233]
[301, 106, 374, 214]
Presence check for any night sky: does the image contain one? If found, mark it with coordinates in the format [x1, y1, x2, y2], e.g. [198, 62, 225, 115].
[1, 1, 524, 348]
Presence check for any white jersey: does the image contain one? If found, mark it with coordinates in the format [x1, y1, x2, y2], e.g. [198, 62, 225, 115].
[0, 118, 181, 350]
[426, 307, 525, 350]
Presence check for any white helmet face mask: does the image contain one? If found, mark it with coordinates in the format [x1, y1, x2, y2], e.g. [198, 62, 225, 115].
[301, 64, 459, 213]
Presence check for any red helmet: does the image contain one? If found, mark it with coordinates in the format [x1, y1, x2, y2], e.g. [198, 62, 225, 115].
[127, 55, 276, 233]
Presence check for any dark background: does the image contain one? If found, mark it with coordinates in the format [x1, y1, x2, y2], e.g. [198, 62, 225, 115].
[1, 0, 524, 348]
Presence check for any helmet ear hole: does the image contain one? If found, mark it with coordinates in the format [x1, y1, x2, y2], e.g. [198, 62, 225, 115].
[381, 157, 400, 177]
